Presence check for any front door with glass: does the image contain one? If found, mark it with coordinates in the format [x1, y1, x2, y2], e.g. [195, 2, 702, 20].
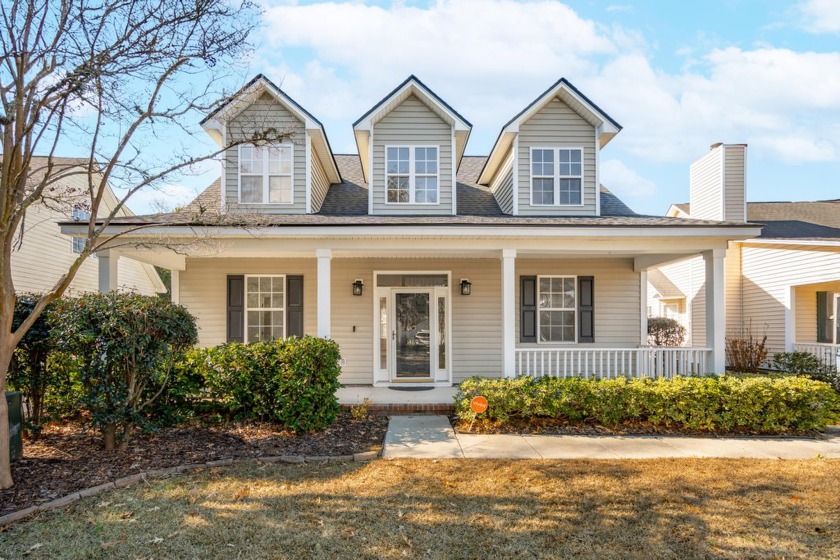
[394, 291, 432, 379]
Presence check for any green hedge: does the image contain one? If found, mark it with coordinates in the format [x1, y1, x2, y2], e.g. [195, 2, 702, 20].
[181, 335, 342, 432]
[455, 375, 840, 433]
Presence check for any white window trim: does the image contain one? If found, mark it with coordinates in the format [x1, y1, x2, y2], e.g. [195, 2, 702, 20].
[237, 143, 295, 205]
[384, 144, 441, 205]
[529, 147, 585, 207]
[536, 274, 577, 344]
[244, 274, 286, 343]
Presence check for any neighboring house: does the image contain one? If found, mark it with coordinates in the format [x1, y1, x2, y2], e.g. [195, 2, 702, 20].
[649, 143, 840, 368]
[12, 156, 165, 296]
[62, 74, 760, 394]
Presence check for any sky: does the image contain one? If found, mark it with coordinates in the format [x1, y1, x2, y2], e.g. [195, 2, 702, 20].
[126, 0, 840, 215]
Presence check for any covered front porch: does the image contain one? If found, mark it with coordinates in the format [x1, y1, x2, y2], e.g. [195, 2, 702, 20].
[792, 279, 840, 370]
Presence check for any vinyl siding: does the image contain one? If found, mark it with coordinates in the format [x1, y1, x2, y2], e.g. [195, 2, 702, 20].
[310, 150, 330, 213]
[331, 258, 502, 384]
[724, 146, 746, 222]
[490, 148, 514, 215]
[650, 256, 705, 346]
[740, 244, 840, 355]
[224, 93, 307, 213]
[795, 282, 840, 344]
[516, 258, 641, 347]
[517, 97, 597, 216]
[371, 95, 454, 215]
[180, 258, 317, 347]
[689, 148, 723, 221]
[11, 180, 159, 296]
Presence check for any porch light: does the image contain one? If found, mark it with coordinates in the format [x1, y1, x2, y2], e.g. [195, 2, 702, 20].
[460, 279, 472, 296]
[352, 279, 364, 296]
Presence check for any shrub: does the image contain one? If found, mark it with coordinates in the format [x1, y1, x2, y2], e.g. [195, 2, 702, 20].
[185, 335, 342, 432]
[726, 323, 768, 373]
[51, 292, 198, 450]
[454, 375, 840, 434]
[772, 351, 840, 393]
[647, 317, 686, 347]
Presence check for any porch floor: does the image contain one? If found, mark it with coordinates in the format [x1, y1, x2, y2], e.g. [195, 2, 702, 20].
[337, 385, 458, 406]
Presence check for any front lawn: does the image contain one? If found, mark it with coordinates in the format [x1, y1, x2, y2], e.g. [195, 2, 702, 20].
[2, 459, 838, 559]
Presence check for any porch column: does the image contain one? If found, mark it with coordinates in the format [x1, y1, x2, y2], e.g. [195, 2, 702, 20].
[703, 248, 726, 373]
[316, 249, 331, 338]
[96, 249, 119, 293]
[502, 249, 517, 377]
[170, 270, 180, 304]
[784, 286, 796, 352]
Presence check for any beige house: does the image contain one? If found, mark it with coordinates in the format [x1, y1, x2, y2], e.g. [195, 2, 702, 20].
[649, 144, 840, 369]
[62, 75, 760, 398]
[13, 157, 164, 296]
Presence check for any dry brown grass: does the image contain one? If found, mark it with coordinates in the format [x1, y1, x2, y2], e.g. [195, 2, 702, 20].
[1, 459, 839, 559]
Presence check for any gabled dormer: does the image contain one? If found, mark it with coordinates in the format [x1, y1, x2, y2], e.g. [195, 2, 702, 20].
[478, 79, 621, 216]
[353, 76, 472, 216]
[201, 74, 340, 214]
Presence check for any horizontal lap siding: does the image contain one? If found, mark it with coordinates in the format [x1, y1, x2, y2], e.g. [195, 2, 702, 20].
[331, 258, 502, 384]
[515, 258, 640, 347]
[180, 258, 317, 347]
[491, 149, 514, 215]
[517, 98, 597, 216]
[311, 150, 330, 213]
[224, 93, 307, 213]
[689, 149, 723, 221]
[372, 96, 453, 215]
[724, 146, 746, 222]
[741, 245, 840, 355]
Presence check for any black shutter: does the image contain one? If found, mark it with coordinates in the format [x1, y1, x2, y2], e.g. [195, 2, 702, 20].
[520, 276, 537, 343]
[578, 276, 594, 343]
[817, 291, 830, 343]
[227, 275, 245, 343]
[287, 275, 304, 338]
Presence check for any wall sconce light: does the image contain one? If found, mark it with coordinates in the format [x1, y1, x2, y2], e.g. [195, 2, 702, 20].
[352, 279, 364, 296]
[460, 279, 472, 296]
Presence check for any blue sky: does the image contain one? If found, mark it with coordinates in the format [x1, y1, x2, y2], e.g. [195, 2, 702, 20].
[126, 0, 840, 215]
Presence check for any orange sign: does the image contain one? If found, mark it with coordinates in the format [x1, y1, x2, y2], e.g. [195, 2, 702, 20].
[470, 396, 488, 414]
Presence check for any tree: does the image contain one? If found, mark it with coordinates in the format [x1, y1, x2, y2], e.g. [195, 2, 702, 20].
[0, 0, 286, 487]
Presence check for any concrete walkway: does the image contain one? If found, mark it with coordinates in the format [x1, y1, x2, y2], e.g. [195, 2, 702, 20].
[382, 416, 840, 459]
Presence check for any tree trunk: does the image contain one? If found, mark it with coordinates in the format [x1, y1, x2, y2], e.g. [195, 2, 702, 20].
[0, 343, 14, 488]
[103, 424, 117, 451]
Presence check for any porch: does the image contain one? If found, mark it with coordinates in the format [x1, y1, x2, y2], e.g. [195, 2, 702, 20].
[791, 280, 840, 369]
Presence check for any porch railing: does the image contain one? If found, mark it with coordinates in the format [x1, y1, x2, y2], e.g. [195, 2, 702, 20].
[515, 347, 711, 379]
[794, 342, 840, 370]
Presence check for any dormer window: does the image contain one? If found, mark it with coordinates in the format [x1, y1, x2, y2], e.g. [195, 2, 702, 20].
[386, 146, 438, 204]
[239, 144, 293, 204]
[531, 147, 583, 206]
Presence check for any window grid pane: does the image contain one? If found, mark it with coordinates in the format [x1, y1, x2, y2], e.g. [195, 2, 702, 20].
[538, 276, 576, 343]
[240, 144, 292, 204]
[245, 275, 285, 343]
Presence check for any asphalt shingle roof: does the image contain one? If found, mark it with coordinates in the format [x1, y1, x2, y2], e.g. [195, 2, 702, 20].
[675, 201, 840, 240]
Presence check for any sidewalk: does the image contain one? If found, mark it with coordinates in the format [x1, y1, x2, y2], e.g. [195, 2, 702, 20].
[382, 416, 840, 459]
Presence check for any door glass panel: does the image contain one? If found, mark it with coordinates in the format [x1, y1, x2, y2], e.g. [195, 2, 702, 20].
[438, 296, 446, 371]
[379, 297, 388, 370]
[395, 292, 431, 378]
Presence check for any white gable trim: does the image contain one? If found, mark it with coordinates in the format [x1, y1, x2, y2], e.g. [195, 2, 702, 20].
[353, 79, 470, 133]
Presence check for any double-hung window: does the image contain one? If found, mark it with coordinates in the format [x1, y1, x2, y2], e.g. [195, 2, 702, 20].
[538, 276, 576, 342]
[71, 206, 91, 254]
[386, 146, 438, 204]
[245, 275, 285, 342]
[531, 147, 583, 206]
[239, 144, 293, 204]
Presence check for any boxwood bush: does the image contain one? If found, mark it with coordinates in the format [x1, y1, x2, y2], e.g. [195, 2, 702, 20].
[183, 335, 342, 432]
[455, 375, 840, 433]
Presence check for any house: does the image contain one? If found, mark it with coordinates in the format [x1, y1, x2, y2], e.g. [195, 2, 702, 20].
[649, 143, 840, 368]
[60, 75, 761, 401]
[12, 156, 164, 296]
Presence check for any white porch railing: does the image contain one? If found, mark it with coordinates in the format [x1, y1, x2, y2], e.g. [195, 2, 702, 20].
[794, 342, 840, 370]
[515, 347, 711, 379]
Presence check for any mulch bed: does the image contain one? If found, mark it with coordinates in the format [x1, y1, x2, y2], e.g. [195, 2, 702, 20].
[452, 416, 822, 437]
[1, 413, 388, 516]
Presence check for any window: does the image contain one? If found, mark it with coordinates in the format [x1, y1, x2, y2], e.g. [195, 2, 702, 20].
[538, 276, 576, 342]
[245, 275, 285, 342]
[239, 144, 293, 204]
[531, 147, 582, 206]
[386, 146, 438, 204]
[71, 206, 91, 254]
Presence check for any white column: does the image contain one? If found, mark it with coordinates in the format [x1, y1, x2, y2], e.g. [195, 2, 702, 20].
[704, 248, 726, 373]
[97, 249, 119, 293]
[784, 285, 796, 352]
[316, 249, 332, 338]
[170, 270, 180, 304]
[639, 270, 648, 346]
[502, 249, 517, 377]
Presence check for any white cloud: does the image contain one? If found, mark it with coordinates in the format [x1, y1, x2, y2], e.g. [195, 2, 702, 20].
[798, 0, 840, 33]
[600, 159, 657, 199]
[122, 183, 201, 214]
